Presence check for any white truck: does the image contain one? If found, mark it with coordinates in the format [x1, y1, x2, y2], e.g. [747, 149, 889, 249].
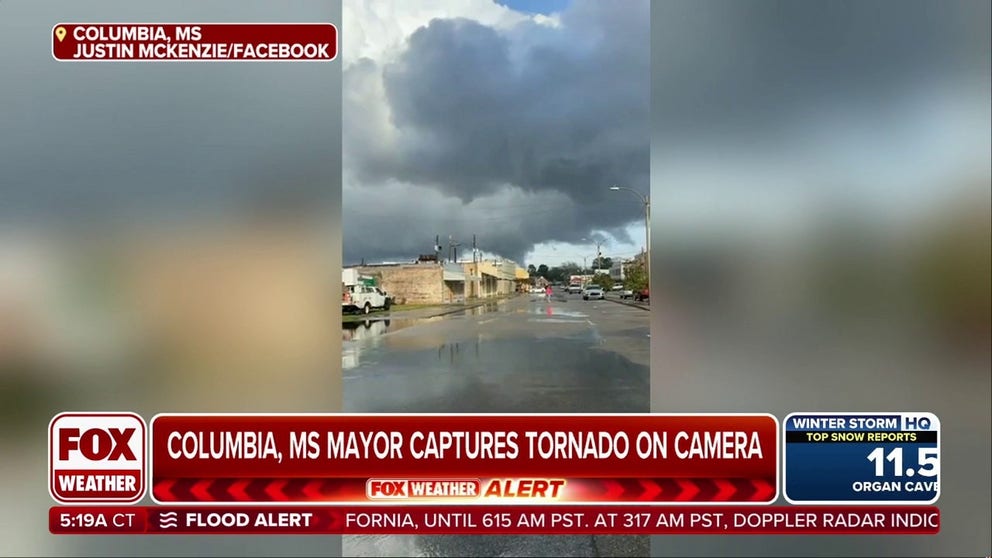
[342, 269, 391, 314]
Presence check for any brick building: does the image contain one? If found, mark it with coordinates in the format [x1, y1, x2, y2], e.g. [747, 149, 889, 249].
[353, 263, 448, 305]
[351, 258, 528, 305]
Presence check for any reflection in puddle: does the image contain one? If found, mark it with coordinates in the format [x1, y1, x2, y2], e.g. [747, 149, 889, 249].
[342, 302, 503, 343]
[519, 306, 588, 319]
[464, 301, 502, 316]
[342, 351, 358, 371]
[342, 319, 391, 342]
[343, 299, 587, 370]
[342, 317, 447, 370]
[342, 317, 442, 342]
[433, 340, 483, 365]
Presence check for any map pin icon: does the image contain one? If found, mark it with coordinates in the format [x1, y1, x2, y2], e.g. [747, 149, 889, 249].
[55, 27, 67, 42]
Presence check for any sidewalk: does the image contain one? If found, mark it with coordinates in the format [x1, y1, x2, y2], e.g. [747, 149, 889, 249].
[384, 302, 486, 320]
[605, 295, 650, 311]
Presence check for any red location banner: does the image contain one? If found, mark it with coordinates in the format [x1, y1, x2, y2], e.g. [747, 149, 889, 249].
[50, 505, 941, 535]
[150, 414, 778, 504]
[52, 24, 337, 61]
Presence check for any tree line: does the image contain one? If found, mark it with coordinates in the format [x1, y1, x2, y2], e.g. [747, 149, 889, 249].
[527, 258, 647, 292]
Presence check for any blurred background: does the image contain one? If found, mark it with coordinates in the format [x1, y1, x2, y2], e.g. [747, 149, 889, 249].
[650, 0, 990, 556]
[0, 1, 342, 556]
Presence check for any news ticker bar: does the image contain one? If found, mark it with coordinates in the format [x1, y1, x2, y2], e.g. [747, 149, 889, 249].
[52, 24, 337, 61]
[50, 505, 940, 535]
[50, 412, 941, 506]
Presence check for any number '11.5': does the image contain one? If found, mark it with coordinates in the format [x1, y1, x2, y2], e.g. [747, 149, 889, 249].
[867, 447, 939, 477]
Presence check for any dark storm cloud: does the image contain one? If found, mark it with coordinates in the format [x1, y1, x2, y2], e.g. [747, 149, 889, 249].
[341, 181, 589, 265]
[0, 0, 340, 226]
[343, 0, 650, 264]
[381, 13, 650, 203]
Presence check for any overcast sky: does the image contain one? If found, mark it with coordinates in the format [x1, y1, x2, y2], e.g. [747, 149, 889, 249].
[342, 0, 650, 267]
[342, 0, 990, 268]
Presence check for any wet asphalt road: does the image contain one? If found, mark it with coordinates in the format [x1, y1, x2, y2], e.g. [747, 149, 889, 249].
[342, 293, 650, 557]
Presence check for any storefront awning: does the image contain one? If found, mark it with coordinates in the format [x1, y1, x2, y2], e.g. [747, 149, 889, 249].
[443, 264, 465, 282]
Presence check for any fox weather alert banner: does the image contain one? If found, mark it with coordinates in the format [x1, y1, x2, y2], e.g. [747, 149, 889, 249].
[48, 412, 942, 535]
[147, 414, 778, 505]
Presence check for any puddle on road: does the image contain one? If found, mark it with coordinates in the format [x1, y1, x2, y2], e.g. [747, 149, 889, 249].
[342, 312, 497, 369]
[344, 336, 649, 414]
[342, 317, 441, 342]
[517, 305, 588, 319]
[343, 319, 439, 370]
[527, 306, 592, 325]
[342, 323, 649, 557]
[342, 302, 502, 343]
[464, 301, 502, 316]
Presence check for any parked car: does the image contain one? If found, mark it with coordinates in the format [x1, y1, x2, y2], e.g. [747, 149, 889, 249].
[567, 284, 583, 294]
[634, 288, 649, 302]
[583, 286, 605, 300]
[343, 284, 390, 314]
[619, 288, 634, 299]
[530, 286, 545, 294]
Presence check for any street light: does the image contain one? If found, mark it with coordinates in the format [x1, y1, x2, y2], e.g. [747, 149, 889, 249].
[609, 185, 650, 291]
[582, 237, 605, 273]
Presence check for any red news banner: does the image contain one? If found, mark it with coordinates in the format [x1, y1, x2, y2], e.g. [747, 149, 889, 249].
[149, 414, 778, 505]
[52, 24, 337, 61]
[50, 505, 941, 535]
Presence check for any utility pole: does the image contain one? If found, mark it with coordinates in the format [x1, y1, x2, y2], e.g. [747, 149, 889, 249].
[609, 186, 650, 291]
[448, 235, 460, 263]
[472, 234, 478, 298]
[583, 237, 604, 274]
